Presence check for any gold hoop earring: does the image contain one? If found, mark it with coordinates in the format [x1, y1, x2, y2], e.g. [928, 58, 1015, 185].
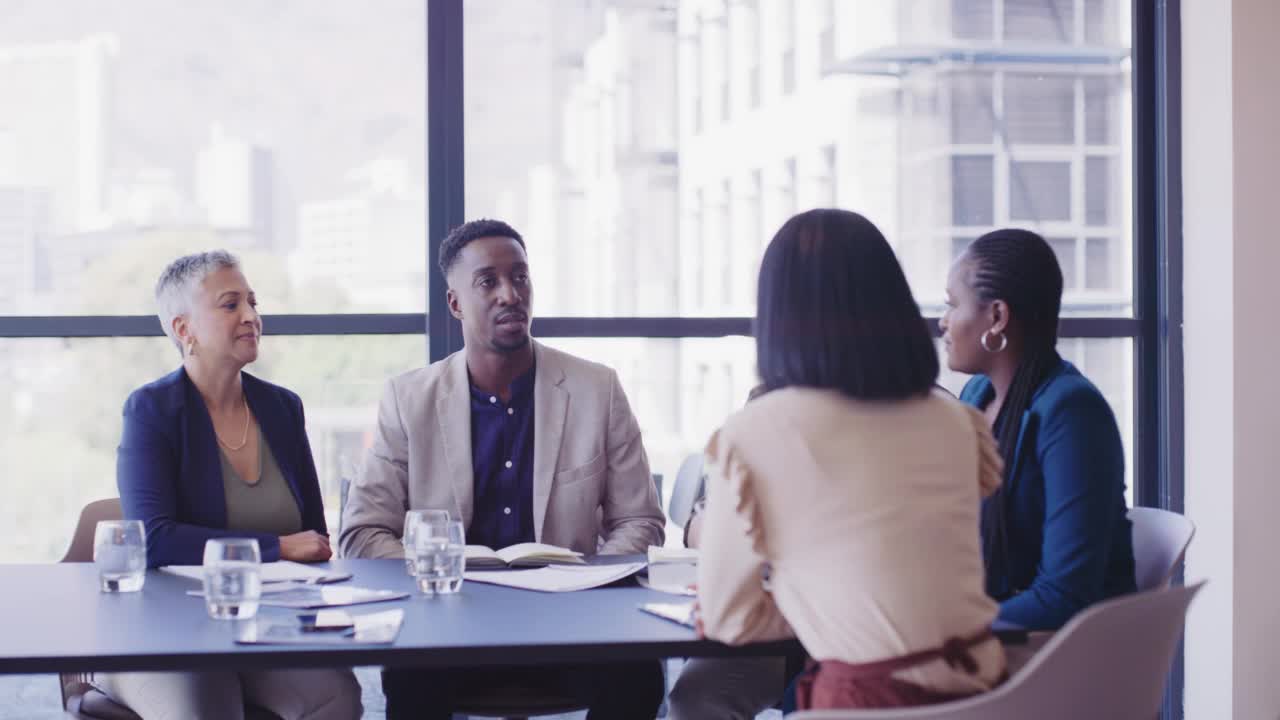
[980, 329, 1008, 353]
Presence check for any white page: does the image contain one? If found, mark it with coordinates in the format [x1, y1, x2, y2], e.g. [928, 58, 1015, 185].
[464, 545, 501, 561]
[465, 561, 645, 592]
[494, 542, 584, 564]
[161, 560, 331, 583]
[647, 546, 698, 564]
[638, 601, 696, 628]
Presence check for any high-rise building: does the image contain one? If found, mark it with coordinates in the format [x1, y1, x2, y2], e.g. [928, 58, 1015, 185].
[195, 125, 275, 249]
[290, 158, 425, 311]
[882, 0, 1132, 312]
[0, 34, 116, 235]
[672, 0, 1133, 458]
[0, 187, 50, 313]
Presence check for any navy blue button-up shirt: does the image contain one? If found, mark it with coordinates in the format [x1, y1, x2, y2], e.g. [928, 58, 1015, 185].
[467, 365, 536, 550]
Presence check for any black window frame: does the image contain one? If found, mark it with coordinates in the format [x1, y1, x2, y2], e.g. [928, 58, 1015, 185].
[0, 0, 1184, 513]
[0, 0, 1184, 710]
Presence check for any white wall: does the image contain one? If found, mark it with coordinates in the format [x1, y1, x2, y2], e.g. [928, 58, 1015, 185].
[1182, 0, 1280, 717]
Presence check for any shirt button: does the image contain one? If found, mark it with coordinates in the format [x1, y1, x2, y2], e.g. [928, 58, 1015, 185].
[489, 396, 497, 404]
[507, 407, 514, 415]
[503, 507, 511, 515]
[505, 460, 513, 469]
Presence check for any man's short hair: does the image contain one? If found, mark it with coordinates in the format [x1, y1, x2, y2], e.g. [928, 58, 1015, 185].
[438, 219, 526, 277]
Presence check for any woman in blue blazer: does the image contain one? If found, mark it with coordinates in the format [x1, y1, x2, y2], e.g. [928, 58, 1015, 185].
[99, 250, 361, 719]
[940, 229, 1135, 632]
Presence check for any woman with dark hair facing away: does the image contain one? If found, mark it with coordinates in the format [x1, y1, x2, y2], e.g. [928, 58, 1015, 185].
[940, 229, 1135, 633]
[690, 209, 1007, 711]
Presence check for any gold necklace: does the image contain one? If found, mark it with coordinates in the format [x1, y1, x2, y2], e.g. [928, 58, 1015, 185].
[216, 395, 251, 452]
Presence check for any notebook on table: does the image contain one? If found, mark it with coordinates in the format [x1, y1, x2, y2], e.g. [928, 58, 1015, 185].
[464, 542, 585, 569]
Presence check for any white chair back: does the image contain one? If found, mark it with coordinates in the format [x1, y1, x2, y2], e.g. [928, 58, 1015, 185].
[1128, 507, 1195, 590]
[667, 453, 705, 528]
[786, 581, 1205, 720]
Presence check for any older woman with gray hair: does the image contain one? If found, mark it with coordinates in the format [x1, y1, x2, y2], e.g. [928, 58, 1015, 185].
[94, 250, 362, 719]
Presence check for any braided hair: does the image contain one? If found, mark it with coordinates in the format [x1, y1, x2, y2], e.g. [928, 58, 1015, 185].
[963, 228, 1064, 598]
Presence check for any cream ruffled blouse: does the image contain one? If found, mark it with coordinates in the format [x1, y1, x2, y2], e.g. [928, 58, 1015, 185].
[696, 387, 1007, 694]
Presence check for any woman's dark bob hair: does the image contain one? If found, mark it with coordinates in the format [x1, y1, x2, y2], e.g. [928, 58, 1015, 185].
[755, 209, 938, 400]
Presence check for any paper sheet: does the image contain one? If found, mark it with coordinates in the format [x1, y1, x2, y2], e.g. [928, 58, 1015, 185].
[161, 561, 345, 584]
[464, 562, 646, 592]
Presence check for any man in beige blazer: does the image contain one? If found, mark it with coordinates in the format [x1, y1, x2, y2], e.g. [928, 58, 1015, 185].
[341, 218, 665, 720]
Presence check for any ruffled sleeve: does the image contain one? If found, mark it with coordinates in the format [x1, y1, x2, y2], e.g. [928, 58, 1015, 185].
[696, 426, 793, 645]
[705, 426, 767, 556]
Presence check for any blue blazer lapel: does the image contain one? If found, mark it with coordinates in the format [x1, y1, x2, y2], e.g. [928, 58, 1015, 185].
[1008, 410, 1038, 489]
[179, 369, 229, 530]
[243, 373, 304, 510]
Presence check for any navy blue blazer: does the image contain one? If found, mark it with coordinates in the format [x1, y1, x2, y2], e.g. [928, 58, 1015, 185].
[116, 368, 328, 567]
[960, 359, 1135, 631]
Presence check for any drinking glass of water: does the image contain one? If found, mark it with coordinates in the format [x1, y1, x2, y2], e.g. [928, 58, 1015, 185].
[202, 538, 262, 619]
[413, 519, 465, 595]
[403, 509, 449, 576]
[93, 520, 146, 593]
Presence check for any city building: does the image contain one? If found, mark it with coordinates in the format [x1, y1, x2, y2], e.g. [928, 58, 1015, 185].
[195, 124, 275, 250]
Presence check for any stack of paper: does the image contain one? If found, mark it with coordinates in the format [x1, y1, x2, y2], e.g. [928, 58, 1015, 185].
[645, 545, 697, 594]
[465, 561, 646, 592]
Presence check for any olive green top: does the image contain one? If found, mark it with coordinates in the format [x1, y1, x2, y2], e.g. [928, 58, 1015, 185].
[219, 426, 303, 536]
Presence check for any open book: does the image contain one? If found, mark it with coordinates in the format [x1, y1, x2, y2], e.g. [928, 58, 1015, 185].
[466, 562, 646, 592]
[464, 542, 585, 569]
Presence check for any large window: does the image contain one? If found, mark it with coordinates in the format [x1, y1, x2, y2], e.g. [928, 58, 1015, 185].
[0, 2, 427, 316]
[462, 0, 1136, 482]
[0, 335, 419, 562]
[3, 0, 1150, 562]
[0, 1, 427, 561]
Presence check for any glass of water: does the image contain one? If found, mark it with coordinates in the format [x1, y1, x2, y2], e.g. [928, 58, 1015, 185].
[201, 538, 262, 619]
[403, 509, 449, 576]
[413, 519, 465, 595]
[93, 520, 146, 593]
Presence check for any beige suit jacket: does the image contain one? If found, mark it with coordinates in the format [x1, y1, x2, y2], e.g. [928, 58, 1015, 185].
[339, 341, 665, 559]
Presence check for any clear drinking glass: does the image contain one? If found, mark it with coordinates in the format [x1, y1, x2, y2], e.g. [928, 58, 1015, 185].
[413, 519, 466, 595]
[201, 538, 262, 619]
[403, 509, 450, 576]
[93, 520, 146, 592]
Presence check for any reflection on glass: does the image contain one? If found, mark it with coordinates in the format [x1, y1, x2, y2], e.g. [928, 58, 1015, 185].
[0, 1, 426, 315]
